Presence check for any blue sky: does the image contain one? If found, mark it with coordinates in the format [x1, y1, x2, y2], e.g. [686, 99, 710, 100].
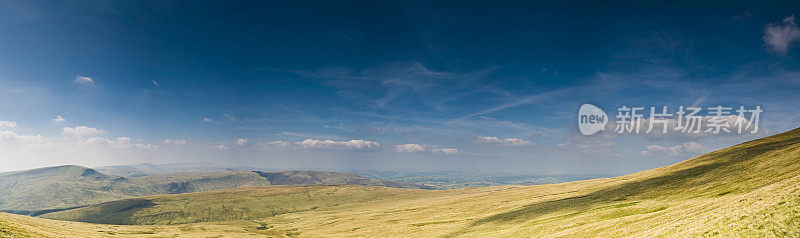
[1, 1, 800, 173]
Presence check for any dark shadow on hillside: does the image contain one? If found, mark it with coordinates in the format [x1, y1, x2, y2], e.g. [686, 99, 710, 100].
[43, 198, 158, 225]
[114, 199, 156, 213]
[0, 205, 88, 217]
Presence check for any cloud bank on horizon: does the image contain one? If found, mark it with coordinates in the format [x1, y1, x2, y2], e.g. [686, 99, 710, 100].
[0, 1, 799, 173]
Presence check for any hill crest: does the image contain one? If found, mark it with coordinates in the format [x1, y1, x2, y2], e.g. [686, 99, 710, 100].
[0, 165, 428, 213]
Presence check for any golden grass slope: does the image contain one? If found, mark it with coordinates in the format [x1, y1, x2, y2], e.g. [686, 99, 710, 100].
[259, 127, 800, 237]
[0, 212, 286, 237]
[41, 185, 433, 225]
[8, 127, 800, 237]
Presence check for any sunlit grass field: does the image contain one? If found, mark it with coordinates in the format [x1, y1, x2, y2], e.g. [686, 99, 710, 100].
[40, 185, 433, 225]
[1, 212, 284, 237]
[5, 127, 800, 237]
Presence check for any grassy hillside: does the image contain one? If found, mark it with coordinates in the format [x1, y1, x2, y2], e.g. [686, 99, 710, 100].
[261, 128, 800, 237]
[0, 211, 289, 237]
[41, 185, 433, 225]
[0, 167, 274, 212]
[0, 166, 427, 213]
[0, 166, 136, 212]
[36, 127, 800, 237]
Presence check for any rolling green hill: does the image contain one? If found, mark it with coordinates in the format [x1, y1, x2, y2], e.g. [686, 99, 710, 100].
[36, 127, 800, 237]
[94, 162, 258, 177]
[0, 165, 143, 213]
[0, 166, 428, 214]
[40, 185, 430, 225]
[1, 211, 283, 237]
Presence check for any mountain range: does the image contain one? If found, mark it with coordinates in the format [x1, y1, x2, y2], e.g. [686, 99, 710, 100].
[2, 127, 800, 237]
[0, 165, 429, 215]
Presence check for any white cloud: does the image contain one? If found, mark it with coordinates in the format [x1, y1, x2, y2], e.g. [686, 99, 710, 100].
[432, 148, 459, 154]
[0, 121, 51, 148]
[215, 144, 228, 150]
[0, 121, 18, 129]
[135, 143, 156, 150]
[764, 15, 800, 54]
[641, 141, 705, 157]
[476, 136, 501, 143]
[681, 141, 705, 154]
[105, 137, 154, 150]
[476, 136, 534, 146]
[52, 116, 66, 123]
[202, 118, 213, 122]
[82, 136, 113, 145]
[162, 139, 187, 145]
[223, 113, 236, 121]
[61, 126, 103, 137]
[557, 133, 618, 153]
[260, 140, 291, 148]
[65, 135, 161, 152]
[0, 122, 162, 152]
[297, 139, 379, 150]
[501, 138, 534, 146]
[73, 76, 95, 86]
[235, 138, 248, 146]
[394, 144, 425, 153]
[0, 130, 50, 146]
[259, 139, 461, 154]
[116, 137, 131, 144]
[641, 145, 668, 156]
[262, 140, 452, 154]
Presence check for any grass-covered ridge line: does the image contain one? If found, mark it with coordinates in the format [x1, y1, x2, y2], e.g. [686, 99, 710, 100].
[41, 185, 427, 225]
[0, 166, 429, 213]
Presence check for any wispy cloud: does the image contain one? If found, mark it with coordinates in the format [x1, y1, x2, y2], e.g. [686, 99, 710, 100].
[52, 116, 66, 123]
[764, 15, 800, 54]
[0, 121, 18, 129]
[280, 132, 344, 141]
[62, 126, 103, 137]
[640, 141, 705, 157]
[267, 61, 497, 112]
[162, 139, 187, 145]
[1, 121, 164, 154]
[432, 148, 459, 154]
[0, 121, 49, 146]
[394, 143, 425, 153]
[222, 113, 236, 121]
[452, 87, 574, 122]
[296, 139, 379, 151]
[258, 139, 461, 154]
[392, 143, 463, 154]
[475, 136, 534, 146]
[73, 76, 95, 86]
[0, 130, 50, 146]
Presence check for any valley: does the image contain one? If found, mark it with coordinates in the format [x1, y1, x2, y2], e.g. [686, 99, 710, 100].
[3, 127, 800, 237]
